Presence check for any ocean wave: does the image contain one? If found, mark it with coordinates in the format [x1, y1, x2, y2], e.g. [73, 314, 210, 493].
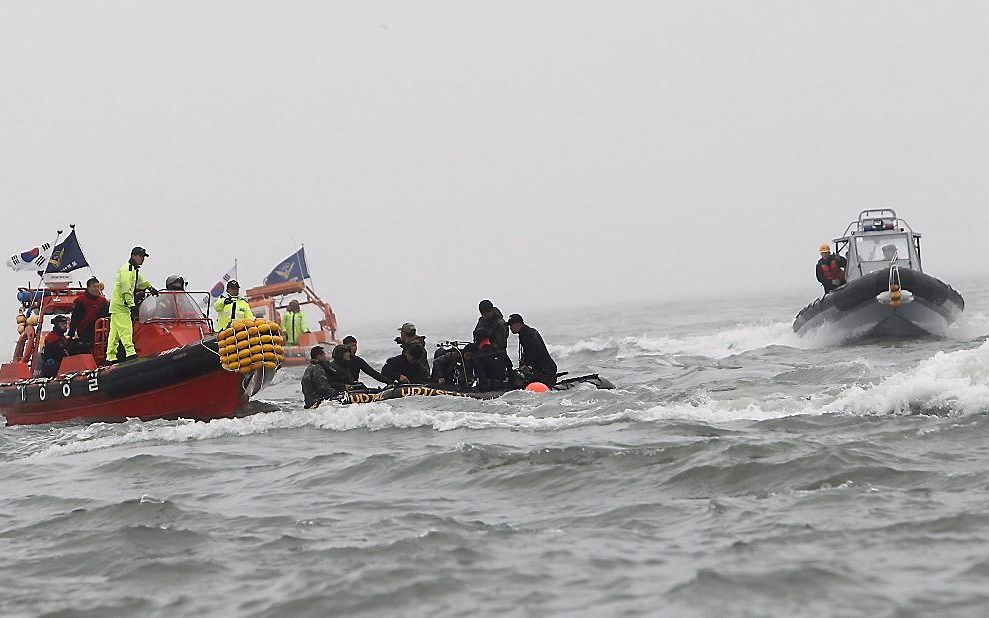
[823, 340, 989, 416]
[548, 320, 834, 360]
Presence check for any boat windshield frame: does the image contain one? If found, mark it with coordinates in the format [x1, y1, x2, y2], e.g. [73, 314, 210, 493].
[138, 290, 214, 327]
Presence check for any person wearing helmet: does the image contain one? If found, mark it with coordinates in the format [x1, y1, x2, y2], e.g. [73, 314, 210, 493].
[281, 299, 309, 346]
[40, 315, 71, 378]
[214, 280, 255, 330]
[107, 246, 158, 364]
[816, 243, 847, 294]
[165, 275, 187, 291]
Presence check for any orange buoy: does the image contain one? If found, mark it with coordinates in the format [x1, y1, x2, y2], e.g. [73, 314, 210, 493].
[525, 382, 550, 393]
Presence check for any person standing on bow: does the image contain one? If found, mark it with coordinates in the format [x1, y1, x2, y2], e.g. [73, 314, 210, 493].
[816, 243, 847, 294]
[107, 247, 157, 364]
[281, 299, 309, 346]
[214, 280, 255, 330]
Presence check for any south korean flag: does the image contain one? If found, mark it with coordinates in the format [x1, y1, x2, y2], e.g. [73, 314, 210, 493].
[6, 242, 53, 271]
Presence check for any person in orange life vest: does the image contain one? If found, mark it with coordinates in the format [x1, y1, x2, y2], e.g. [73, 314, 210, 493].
[68, 277, 110, 353]
[41, 315, 71, 378]
[816, 243, 847, 294]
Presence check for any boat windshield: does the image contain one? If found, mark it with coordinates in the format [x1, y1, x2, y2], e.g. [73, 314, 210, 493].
[139, 292, 207, 322]
[855, 233, 912, 273]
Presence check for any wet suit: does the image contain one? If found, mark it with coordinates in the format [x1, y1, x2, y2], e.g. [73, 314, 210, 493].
[431, 349, 475, 388]
[382, 354, 430, 384]
[473, 340, 513, 391]
[349, 355, 387, 385]
[517, 325, 558, 386]
[476, 307, 509, 350]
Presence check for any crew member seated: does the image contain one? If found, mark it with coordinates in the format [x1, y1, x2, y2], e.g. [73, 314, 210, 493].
[341, 335, 387, 384]
[881, 244, 899, 262]
[324, 344, 359, 390]
[816, 243, 847, 294]
[281, 300, 309, 347]
[431, 343, 476, 388]
[302, 345, 337, 408]
[214, 280, 255, 330]
[40, 315, 71, 378]
[382, 344, 430, 384]
[507, 313, 558, 387]
[67, 277, 109, 354]
[472, 327, 513, 391]
[395, 322, 430, 375]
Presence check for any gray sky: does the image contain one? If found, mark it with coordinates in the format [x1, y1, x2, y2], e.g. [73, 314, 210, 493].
[2, 1, 988, 331]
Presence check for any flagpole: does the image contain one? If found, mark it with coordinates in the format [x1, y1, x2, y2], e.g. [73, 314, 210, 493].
[301, 244, 316, 292]
[33, 228, 64, 293]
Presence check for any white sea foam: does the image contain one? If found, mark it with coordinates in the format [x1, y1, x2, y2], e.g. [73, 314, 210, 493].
[549, 320, 834, 360]
[823, 340, 989, 416]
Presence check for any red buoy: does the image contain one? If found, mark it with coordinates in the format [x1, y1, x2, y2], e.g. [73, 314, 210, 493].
[525, 382, 550, 393]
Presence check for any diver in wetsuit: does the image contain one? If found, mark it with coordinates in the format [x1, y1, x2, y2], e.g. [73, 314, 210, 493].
[432, 343, 477, 388]
[476, 300, 509, 350]
[507, 314, 558, 387]
[382, 344, 430, 384]
[341, 335, 387, 385]
[471, 327, 512, 391]
[322, 344, 357, 391]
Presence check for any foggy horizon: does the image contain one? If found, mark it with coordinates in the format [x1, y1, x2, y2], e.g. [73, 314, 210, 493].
[4, 1, 988, 333]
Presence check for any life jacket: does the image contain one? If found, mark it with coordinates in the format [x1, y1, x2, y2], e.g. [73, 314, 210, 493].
[73, 292, 108, 338]
[819, 257, 846, 283]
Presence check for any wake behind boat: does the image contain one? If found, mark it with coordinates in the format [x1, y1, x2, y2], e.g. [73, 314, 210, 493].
[793, 209, 964, 340]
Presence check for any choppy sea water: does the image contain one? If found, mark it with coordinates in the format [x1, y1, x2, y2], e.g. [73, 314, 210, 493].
[4, 283, 989, 616]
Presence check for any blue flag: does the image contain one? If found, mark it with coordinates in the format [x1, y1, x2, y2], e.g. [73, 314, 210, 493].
[263, 248, 310, 285]
[45, 230, 89, 274]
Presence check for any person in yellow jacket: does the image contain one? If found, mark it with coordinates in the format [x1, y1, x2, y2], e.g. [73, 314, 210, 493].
[107, 246, 158, 363]
[214, 280, 255, 330]
[281, 299, 309, 346]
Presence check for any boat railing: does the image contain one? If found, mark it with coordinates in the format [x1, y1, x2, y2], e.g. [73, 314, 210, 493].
[838, 208, 916, 239]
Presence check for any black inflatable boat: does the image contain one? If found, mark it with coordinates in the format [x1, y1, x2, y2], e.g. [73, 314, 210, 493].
[794, 209, 964, 339]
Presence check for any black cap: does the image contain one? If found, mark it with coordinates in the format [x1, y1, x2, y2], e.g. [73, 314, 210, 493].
[52, 314, 68, 325]
[506, 313, 524, 326]
[227, 279, 240, 289]
[131, 246, 149, 257]
[478, 299, 494, 313]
